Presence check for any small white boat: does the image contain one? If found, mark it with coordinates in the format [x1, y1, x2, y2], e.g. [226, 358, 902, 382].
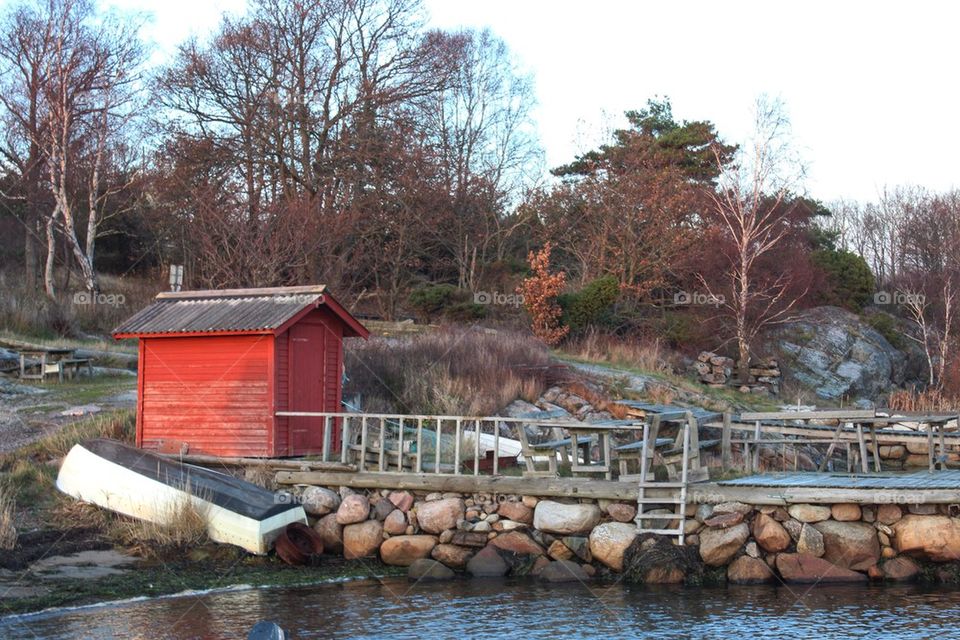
[56, 439, 307, 554]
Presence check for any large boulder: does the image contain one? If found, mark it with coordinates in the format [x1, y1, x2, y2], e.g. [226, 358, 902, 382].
[300, 486, 341, 517]
[753, 514, 791, 552]
[539, 560, 591, 583]
[313, 514, 344, 554]
[787, 504, 832, 523]
[407, 558, 454, 581]
[383, 509, 408, 535]
[336, 494, 370, 525]
[893, 515, 960, 561]
[775, 553, 867, 583]
[415, 498, 465, 534]
[498, 501, 534, 524]
[466, 545, 508, 577]
[490, 531, 544, 556]
[796, 523, 825, 557]
[380, 535, 437, 566]
[588, 522, 637, 572]
[533, 501, 602, 535]
[770, 306, 915, 402]
[882, 556, 920, 582]
[727, 555, 774, 584]
[342, 520, 383, 559]
[813, 521, 880, 570]
[431, 544, 474, 569]
[699, 523, 749, 566]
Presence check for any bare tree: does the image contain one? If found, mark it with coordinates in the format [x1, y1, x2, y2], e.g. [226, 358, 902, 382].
[706, 95, 807, 382]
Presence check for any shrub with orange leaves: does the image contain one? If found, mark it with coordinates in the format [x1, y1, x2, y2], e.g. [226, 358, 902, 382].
[519, 243, 569, 345]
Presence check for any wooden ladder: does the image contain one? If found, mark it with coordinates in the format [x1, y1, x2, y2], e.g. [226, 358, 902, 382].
[635, 413, 690, 544]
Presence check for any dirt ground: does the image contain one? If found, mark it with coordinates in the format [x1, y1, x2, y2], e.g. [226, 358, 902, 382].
[0, 373, 137, 454]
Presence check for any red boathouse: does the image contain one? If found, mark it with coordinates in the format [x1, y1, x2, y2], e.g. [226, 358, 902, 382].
[113, 285, 368, 457]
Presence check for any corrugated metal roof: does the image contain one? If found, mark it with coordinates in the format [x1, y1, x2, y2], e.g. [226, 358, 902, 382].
[113, 287, 325, 336]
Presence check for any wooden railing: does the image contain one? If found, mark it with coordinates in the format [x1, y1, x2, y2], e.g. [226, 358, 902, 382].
[274, 411, 604, 476]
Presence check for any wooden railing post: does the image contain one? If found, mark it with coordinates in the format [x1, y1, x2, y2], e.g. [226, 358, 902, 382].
[493, 420, 500, 476]
[454, 418, 462, 475]
[416, 418, 423, 473]
[721, 412, 732, 473]
[397, 417, 405, 472]
[358, 416, 367, 472]
[434, 419, 442, 474]
[378, 417, 387, 472]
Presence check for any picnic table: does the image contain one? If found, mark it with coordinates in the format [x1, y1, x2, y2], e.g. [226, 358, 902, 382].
[568, 421, 646, 480]
[19, 347, 93, 383]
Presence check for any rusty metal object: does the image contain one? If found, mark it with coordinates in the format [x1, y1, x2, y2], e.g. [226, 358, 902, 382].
[275, 522, 324, 566]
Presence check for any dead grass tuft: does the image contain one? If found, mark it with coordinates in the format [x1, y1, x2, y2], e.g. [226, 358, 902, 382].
[2, 410, 135, 469]
[888, 389, 959, 413]
[345, 327, 553, 415]
[116, 494, 209, 555]
[564, 331, 674, 374]
[0, 482, 17, 550]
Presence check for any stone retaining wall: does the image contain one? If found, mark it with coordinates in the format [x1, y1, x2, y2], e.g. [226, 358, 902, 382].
[291, 484, 960, 584]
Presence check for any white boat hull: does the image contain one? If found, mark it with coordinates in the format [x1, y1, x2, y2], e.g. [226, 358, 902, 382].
[57, 440, 306, 555]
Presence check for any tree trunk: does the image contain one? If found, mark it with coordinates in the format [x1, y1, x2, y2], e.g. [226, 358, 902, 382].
[44, 213, 57, 298]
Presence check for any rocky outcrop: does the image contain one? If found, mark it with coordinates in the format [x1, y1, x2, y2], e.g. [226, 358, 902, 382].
[770, 306, 915, 402]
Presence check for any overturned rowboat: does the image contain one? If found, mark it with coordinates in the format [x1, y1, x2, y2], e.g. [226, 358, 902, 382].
[56, 439, 306, 554]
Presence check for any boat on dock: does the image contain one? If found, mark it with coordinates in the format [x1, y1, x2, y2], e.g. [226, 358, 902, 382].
[56, 439, 306, 554]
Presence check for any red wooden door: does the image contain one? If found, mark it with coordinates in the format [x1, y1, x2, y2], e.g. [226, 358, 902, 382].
[288, 323, 326, 454]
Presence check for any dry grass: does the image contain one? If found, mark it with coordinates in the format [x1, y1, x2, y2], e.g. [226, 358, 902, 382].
[5, 410, 135, 468]
[564, 331, 674, 375]
[888, 389, 959, 413]
[345, 327, 553, 415]
[0, 269, 161, 337]
[0, 482, 16, 550]
[116, 492, 210, 555]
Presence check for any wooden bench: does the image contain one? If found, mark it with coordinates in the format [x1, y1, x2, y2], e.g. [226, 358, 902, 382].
[20, 356, 93, 382]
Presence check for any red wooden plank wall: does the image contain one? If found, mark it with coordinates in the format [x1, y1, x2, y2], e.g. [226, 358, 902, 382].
[140, 334, 273, 457]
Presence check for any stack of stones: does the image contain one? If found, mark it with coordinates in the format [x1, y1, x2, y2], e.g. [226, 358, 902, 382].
[292, 484, 960, 585]
[694, 351, 781, 396]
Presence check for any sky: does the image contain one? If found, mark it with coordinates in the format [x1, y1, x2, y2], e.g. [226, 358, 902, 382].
[96, 0, 960, 203]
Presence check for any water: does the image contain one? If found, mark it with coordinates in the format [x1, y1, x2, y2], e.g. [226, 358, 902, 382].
[4, 578, 960, 639]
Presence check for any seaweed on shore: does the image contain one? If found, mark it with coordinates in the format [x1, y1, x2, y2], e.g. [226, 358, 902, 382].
[621, 534, 706, 585]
